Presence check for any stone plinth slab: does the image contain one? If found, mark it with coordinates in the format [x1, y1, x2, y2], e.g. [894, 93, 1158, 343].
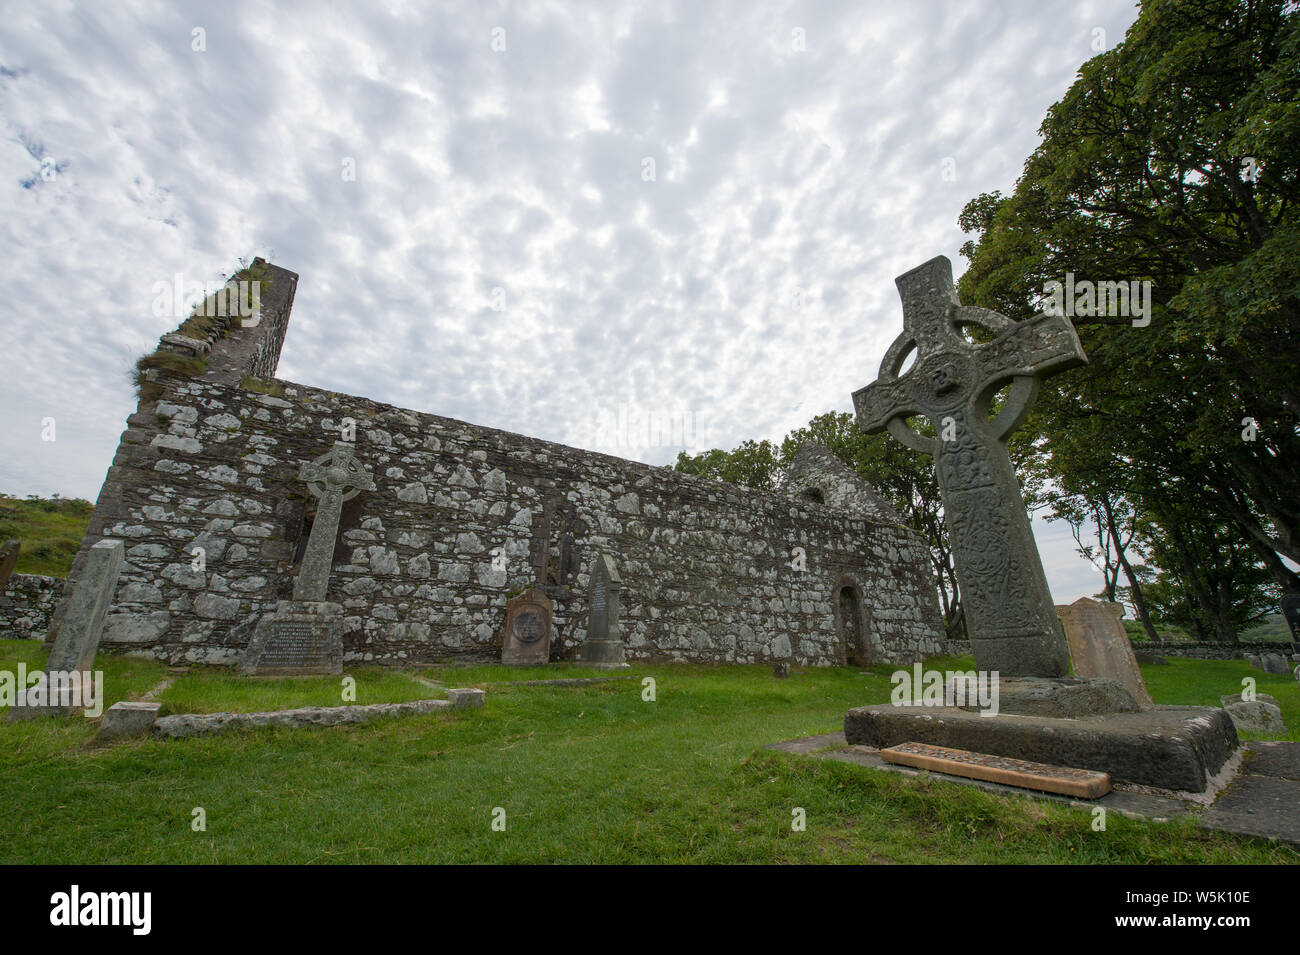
[97, 701, 161, 740]
[1200, 773, 1300, 848]
[881, 741, 1112, 798]
[154, 698, 451, 739]
[446, 688, 485, 709]
[844, 703, 1238, 792]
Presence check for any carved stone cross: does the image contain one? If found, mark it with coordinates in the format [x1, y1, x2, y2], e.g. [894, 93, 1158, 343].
[853, 256, 1087, 677]
[295, 442, 373, 601]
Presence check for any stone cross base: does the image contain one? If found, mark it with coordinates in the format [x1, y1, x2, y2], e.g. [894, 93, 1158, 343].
[943, 676, 1141, 718]
[579, 639, 628, 668]
[238, 600, 344, 676]
[845, 704, 1238, 792]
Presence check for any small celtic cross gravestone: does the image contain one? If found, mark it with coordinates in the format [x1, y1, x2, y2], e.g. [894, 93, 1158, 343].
[853, 256, 1086, 677]
[295, 442, 374, 601]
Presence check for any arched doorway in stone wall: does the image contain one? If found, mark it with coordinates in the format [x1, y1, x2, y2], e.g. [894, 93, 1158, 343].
[836, 582, 870, 666]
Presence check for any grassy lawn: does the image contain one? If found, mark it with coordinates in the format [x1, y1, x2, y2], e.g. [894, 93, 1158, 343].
[0, 640, 1295, 864]
[0, 494, 93, 577]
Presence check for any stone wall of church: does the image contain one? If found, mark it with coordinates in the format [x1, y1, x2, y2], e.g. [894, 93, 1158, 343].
[0, 574, 65, 639]
[64, 373, 945, 668]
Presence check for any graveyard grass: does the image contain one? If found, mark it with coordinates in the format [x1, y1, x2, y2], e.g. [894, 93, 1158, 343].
[0, 494, 93, 577]
[1, 641, 1296, 865]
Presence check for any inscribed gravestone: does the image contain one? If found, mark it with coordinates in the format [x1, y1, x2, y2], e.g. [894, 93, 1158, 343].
[502, 588, 552, 666]
[1055, 597, 1153, 707]
[239, 443, 371, 675]
[580, 553, 626, 667]
[853, 255, 1085, 677]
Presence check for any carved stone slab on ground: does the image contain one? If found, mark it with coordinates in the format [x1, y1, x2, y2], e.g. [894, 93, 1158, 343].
[881, 741, 1112, 798]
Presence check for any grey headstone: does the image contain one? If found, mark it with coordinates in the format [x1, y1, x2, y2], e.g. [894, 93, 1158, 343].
[46, 538, 124, 674]
[1219, 693, 1287, 736]
[1056, 598, 1154, 707]
[853, 256, 1085, 678]
[580, 553, 627, 668]
[1261, 653, 1290, 675]
[1244, 653, 1262, 669]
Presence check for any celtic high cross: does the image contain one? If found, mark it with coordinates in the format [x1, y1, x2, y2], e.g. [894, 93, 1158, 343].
[295, 442, 374, 601]
[853, 256, 1087, 677]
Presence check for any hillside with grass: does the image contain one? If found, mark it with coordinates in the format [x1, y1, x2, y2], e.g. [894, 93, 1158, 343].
[0, 494, 92, 577]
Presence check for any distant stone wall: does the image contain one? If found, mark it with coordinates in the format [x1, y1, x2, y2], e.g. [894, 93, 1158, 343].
[56, 371, 944, 669]
[0, 574, 65, 639]
[1130, 640, 1296, 660]
[953, 636, 1293, 662]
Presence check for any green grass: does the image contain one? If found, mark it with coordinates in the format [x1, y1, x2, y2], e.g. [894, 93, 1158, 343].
[157, 667, 442, 715]
[1139, 657, 1300, 742]
[0, 495, 92, 577]
[0, 641, 1295, 864]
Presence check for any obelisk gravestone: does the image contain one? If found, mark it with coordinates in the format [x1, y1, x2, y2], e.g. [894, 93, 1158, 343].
[580, 553, 627, 668]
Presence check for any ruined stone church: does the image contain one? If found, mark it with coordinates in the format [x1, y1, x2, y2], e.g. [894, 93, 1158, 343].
[49, 259, 945, 668]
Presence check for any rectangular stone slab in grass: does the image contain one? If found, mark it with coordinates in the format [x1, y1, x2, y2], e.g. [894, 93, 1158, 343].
[881, 741, 1112, 798]
[845, 703, 1238, 792]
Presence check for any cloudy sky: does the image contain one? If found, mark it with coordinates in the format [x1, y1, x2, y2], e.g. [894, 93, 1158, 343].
[0, 0, 1143, 603]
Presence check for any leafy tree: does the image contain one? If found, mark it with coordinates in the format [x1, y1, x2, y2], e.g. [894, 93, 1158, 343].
[957, 0, 1299, 639]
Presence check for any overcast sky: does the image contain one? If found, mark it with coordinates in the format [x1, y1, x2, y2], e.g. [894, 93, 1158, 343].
[0, 0, 1143, 604]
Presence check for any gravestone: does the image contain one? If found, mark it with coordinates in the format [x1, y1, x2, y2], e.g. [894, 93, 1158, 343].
[853, 256, 1084, 678]
[501, 588, 553, 666]
[46, 539, 123, 674]
[1056, 597, 1153, 707]
[843, 257, 1239, 792]
[10, 538, 122, 719]
[0, 540, 18, 608]
[1260, 652, 1290, 675]
[239, 443, 371, 675]
[579, 553, 626, 668]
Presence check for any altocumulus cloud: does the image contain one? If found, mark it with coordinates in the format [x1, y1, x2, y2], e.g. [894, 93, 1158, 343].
[0, 0, 1141, 601]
